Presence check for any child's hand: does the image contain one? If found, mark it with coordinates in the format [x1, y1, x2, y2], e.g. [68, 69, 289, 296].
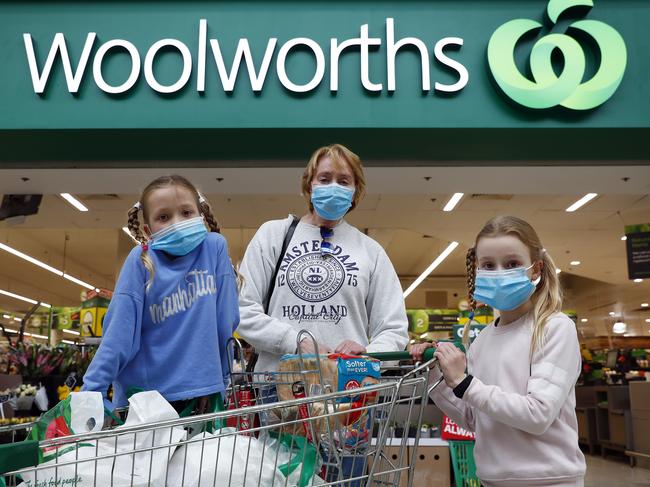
[409, 342, 436, 362]
[334, 340, 366, 355]
[434, 342, 467, 388]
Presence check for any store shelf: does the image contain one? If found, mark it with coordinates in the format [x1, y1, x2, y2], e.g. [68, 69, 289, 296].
[370, 438, 449, 447]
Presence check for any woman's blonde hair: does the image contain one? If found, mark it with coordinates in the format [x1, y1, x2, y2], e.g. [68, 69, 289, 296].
[301, 144, 366, 213]
[126, 175, 220, 290]
[464, 216, 562, 355]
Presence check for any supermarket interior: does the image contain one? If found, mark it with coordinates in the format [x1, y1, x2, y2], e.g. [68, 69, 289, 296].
[1, 164, 649, 486]
[1, 0, 650, 484]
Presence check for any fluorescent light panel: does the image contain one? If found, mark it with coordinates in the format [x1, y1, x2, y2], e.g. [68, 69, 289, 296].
[565, 193, 598, 212]
[60, 193, 89, 212]
[122, 227, 138, 244]
[62, 273, 95, 291]
[0, 243, 63, 276]
[403, 241, 459, 298]
[0, 242, 96, 291]
[443, 193, 464, 212]
[62, 329, 80, 336]
[0, 288, 50, 309]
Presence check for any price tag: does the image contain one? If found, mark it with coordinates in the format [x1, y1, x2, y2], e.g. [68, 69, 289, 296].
[65, 372, 77, 389]
[0, 394, 9, 420]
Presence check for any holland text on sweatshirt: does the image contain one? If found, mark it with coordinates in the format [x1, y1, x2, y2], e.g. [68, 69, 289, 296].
[238, 216, 409, 372]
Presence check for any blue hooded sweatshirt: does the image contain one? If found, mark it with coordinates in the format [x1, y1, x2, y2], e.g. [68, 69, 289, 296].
[83, 232, 239, 409]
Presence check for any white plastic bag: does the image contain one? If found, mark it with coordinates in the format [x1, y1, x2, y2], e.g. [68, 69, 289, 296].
[20, 391, 185, 487]
[110, 390, 186, 487]
[19, 391, 108, 486]
[34, 386, 49, 412]
[166, 429, 286, 487]
[166, 429, 324, 487]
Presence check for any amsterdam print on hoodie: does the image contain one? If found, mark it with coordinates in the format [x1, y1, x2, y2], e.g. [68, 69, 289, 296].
[238, 216, 409, 372]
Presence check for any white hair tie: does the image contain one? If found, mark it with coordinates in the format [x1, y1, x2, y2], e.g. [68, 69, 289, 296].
[133, 202, 142, 210]
[198, 193, 206, 204]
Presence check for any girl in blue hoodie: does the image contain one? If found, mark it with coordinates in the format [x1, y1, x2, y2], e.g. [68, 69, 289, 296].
[83, 175, 239, 412]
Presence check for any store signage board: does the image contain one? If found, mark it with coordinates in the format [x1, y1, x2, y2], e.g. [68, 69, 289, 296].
[0, 0, 646, 129]
[626, 224, 650, 280]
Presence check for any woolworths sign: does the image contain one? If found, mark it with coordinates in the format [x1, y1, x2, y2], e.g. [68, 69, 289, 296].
[1, 0, 641, 130]
[24, 18, 469, 95]
[21, 0, 626, 110]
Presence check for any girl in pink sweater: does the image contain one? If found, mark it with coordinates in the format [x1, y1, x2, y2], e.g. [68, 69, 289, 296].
[412, 216, 586, 486]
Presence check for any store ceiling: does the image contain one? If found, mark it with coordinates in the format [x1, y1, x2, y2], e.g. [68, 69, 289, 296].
[1, 165, 649, 338]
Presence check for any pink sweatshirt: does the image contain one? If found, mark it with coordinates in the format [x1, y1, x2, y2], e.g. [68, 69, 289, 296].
[430, 311, 586, 486]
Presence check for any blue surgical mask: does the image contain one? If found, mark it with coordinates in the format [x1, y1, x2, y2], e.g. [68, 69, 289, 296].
[311, 183, 355, 221]
[474, 264, 541, 311]
[150, 216, 208, 256]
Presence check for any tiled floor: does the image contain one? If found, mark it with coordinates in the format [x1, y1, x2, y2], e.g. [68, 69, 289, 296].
[585, 455, 650, 487]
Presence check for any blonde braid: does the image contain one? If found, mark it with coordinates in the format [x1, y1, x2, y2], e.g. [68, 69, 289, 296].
[199, 200, 221, 233]
[462, 247, 477, 347]
[127, 204, 155, 291]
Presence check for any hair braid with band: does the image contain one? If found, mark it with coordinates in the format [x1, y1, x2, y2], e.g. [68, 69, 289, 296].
[462, 247, 478, 346]
[126, 205, 146, 244]
[199, 200, 221, 233]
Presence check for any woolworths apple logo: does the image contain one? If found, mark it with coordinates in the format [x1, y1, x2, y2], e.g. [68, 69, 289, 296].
[487, 0, 627, 110]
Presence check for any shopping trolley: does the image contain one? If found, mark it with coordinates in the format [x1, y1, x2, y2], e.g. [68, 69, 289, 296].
[0, 331, 446, 487]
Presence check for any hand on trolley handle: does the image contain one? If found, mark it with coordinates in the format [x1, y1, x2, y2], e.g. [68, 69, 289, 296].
[409, 341, 468, 389]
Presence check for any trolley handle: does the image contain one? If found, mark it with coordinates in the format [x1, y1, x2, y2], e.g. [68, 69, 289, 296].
[365, 342, 465, 363]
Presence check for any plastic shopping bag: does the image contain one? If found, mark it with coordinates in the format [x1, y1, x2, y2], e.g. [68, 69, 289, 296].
[19, 391, 185, 487]
[166, 429, 322, 487]
[19, 391, 110, 486]
[109, 390, 186, 486]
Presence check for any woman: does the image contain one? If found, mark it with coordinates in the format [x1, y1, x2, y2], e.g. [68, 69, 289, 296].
[238, 143, 408, 373]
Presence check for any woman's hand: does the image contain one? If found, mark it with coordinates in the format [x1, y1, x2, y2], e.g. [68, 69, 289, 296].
[434, 342, 467, 388]
[409, 342, 435, 362]
[334, 340, 367, 355]
[299, 339, 332, 355]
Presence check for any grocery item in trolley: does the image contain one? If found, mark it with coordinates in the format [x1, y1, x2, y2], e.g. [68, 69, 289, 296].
[276, 353, 381, 448]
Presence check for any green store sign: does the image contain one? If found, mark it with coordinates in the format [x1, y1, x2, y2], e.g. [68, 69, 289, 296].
[0, 0, 645, 130]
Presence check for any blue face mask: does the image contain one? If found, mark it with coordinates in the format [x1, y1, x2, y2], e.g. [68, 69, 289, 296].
[150, 216, 208, 256]
[311, 183, 355, 221]
[473, 264, 541, 311]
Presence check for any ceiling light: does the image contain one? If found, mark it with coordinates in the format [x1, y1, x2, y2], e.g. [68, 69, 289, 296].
[122, 227, 138, 244]
[634, 279, 643, 283]
[0, 242, 96, 290]
[0, 242, 64, 276]
[556, 268, 562, 274]
[62, 339, 76, 345]
[62, 273, 95, 291]
[442, 193, 464, 212]
[609, 311, 616, 317]
[60, 193, 89, 212]
[24, 332, 48, 340]
[0, 288, 51, 309]
[565, 193, 598, 212]
[646, 319, 650, 323]
[581, 318, 588, 323]
[621, 236, 627, 241]
[642, 303, 649, 308]
[403, 241, 459, 298]
[2, 314, 10, 319]
[62, 329, 80, 336]
[612, 322, 627, 334]
[12, 317, 21, 322]
[570, 261, 581, 266]
[0, 288, 38, 305]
